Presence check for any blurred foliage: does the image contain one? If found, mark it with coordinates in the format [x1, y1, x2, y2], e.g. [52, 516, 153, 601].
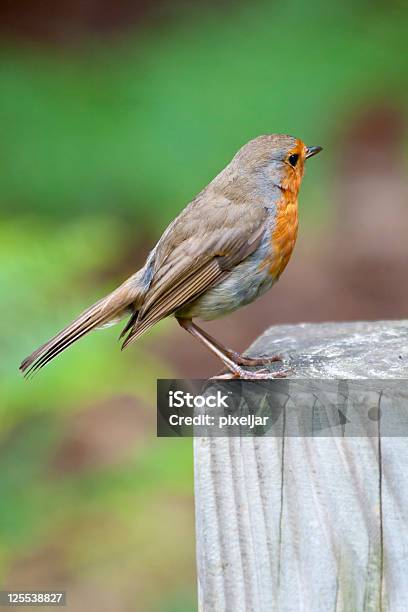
[0, 0, 407, 224]
[1, 0, 408, 609]
[0, 216, 171, 421]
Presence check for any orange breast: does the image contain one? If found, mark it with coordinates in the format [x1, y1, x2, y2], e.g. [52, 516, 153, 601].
[261, 193, 299, 279]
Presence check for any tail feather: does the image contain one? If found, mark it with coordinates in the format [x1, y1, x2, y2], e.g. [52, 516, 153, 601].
[20, 275, 144, 378]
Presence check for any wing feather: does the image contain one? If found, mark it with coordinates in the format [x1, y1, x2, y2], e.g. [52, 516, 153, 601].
[121, 259, 224, 347]
[120, 207, 268, 348]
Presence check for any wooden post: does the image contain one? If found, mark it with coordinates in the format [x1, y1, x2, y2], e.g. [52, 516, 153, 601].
[194, 320, 408, 611]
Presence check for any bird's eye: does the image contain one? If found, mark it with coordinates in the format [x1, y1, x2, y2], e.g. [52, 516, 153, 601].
[288, 153, 299, 167]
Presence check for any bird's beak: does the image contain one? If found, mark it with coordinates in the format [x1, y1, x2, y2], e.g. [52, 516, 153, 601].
[305, 145, 323, 159]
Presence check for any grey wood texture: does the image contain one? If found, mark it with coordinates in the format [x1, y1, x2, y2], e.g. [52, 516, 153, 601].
[194, 320, 408, 612]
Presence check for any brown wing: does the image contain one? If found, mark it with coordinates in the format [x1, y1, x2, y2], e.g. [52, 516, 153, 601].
[121, 196, 268, 348]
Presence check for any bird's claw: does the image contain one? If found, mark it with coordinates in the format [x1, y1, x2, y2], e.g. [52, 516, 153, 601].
[211, 366, 292, 380]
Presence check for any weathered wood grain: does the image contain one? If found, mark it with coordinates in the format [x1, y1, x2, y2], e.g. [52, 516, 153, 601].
[195, 320, 408, 612]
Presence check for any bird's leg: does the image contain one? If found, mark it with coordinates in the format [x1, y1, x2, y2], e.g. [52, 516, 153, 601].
[177, 318, 243, 376]
[177, 318, 287, 379]
[177, 318, 282, 366]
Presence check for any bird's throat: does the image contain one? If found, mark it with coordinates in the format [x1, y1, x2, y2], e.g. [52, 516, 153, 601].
[262, 193, 299, 279]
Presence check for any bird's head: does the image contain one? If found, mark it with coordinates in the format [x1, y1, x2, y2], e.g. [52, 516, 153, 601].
[232, 134, 322, 197]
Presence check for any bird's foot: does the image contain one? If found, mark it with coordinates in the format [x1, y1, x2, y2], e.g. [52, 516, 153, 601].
[211, 366, 292, 380]
[226, 351, 283, 367]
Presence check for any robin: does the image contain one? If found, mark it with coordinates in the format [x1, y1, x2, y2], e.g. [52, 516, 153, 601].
[20, 134, 322, 380]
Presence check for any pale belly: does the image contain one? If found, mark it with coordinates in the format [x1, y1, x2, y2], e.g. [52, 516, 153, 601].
[176, 233, 276, 321]
[176, 192, 298, 322]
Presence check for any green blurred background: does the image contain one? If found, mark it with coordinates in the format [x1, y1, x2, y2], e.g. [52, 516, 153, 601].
[1, 0, 407, 610]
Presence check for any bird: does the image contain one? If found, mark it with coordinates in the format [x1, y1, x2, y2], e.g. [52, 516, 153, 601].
[20, 134, 322, 380]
